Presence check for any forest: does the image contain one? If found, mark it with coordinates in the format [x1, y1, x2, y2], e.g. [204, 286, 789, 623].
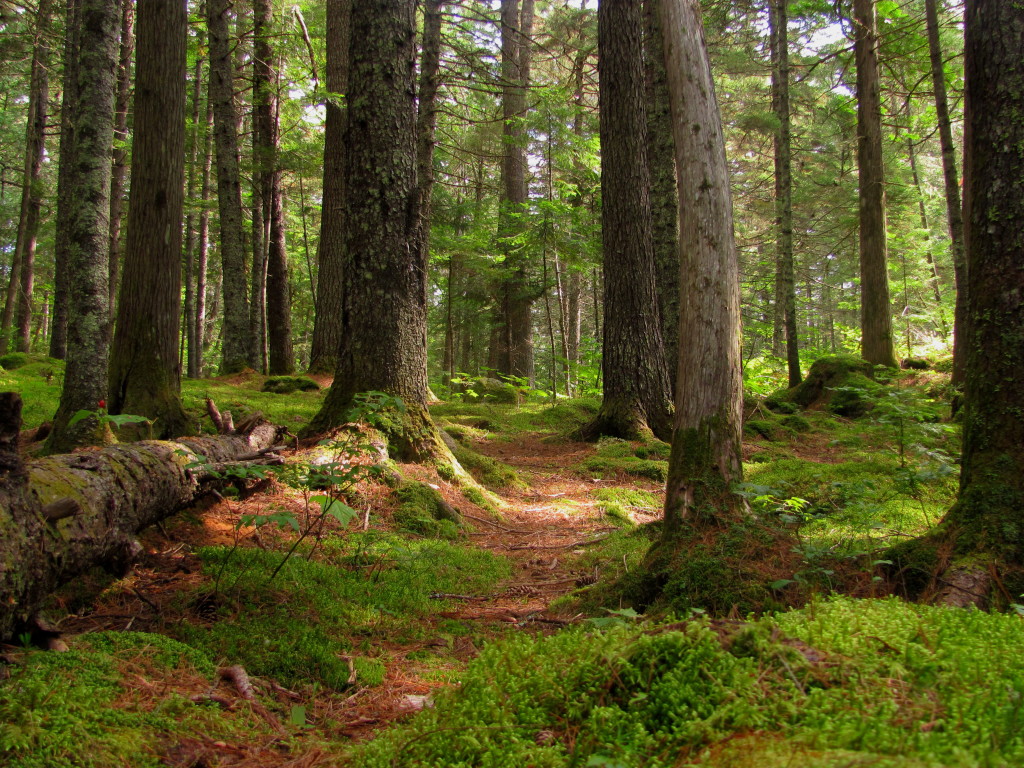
[0, 0, 1022, 765]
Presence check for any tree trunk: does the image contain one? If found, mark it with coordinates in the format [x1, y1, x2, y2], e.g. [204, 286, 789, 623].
[770, 0, 801, 387]
[107, 0, 134, 330]
[659, 0, 744, 532]
[48, 0, 81, 361]
[44, 0, 121, 455]
[577, 0, 672, 442]
[308, 0, 351, 375]
[492, 0, 536, 382]
[854, 0, 898, 368]
[108, 0, 191, 440]
[0, 392, 282, 642]
[208, 0, 253, 374]
[2, 0, 51, 356]
[924, 0, 966, 384]
[415, 0, 443, 269]
[304, 0, 442, 462]
[644, 0, 680, 396]
[891, 0, 1024, 604]
[184, 32, 207, 380]
[193, 99, 214, 378]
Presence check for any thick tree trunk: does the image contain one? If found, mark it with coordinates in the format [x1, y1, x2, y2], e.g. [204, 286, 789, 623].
[659, 0, 744, 532]
[924, 0, 966, 384]
[45, 0, 121, 454]
[108, 0, 191, 440]
[854, 0, 898, 368]
[208, 0, 253, 374]
[770, 0, 801, 387]
[305, 0, 443, 462]
[577, 0, 672, 442]
[644, 0, 680, 397]
[49, 0, 81, 361]
[0, 392, 282, 642]
[308, 0, 351, 375]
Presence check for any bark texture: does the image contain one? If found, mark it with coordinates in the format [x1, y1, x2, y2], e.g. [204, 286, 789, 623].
[108, 0, 191, 439]
[107, 0, 134, 325]
[659, 0, 743, 531]
[308, 0, 351, 375]
[208, 0, 253, 374]
[854, 0, 898, 368]
[0, 393, 282, 641]
[45, 0, 121, 454]
[578, 0, 672, 442]
[305, 0, 441, 461]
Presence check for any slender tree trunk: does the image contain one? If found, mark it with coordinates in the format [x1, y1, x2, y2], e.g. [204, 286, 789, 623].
[192, 99, 214, 378]
[770, 0, 801, 387]
[854, 0, 898, 368]
[108, 0, 190, 439]
[48, 0, 81, 361]
[577, 0, 672, 442]
[924, 0, 966, 383]
[208, 0, 252, 374]
[905, 123, 949, 340]
[183, 33, 206, 380]
[45, 0, 121, 454]
[3, 0, 51, 355]
[107, 0, 134, 330]
[305, 0, 442, 461]
[659, 0, 744, 532]
[308, 0, 350, 375]
[644, 0, 680, 396]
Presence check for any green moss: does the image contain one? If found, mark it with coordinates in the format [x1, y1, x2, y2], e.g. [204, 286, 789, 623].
[450, 443, 525, 491]
[582, 456, 668, 482]
[394, 481, 462, 538]
[261, 376, 321, 394]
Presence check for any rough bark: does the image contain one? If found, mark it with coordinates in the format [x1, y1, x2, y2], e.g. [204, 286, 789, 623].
[304, 0, 443, 462]
[492, 0, 536, 382]
[854, 0, 898, 368]
[108, 0, 191, 440]
[208, 0, 253, 374]
[308, 0, 351, 375]
[415, 0, 443, 269]
[644, 0, 680, 396]
[2, 0, 51, 355]
[107, 0, 134, 327]
[577, 0, 672, 442]
[0, 393, 283, 642]
[924, 0, 966, 384]
[49, 0, 81, 361]
[184, 34, 207, 380]
[770, 0, 801, 387]
[659, 0, 744, 532]
[45, 0, 121, 454]
[194, 100, 214, 377]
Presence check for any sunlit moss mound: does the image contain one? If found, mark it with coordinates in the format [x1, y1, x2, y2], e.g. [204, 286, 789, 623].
[354, 596, 1024, 767]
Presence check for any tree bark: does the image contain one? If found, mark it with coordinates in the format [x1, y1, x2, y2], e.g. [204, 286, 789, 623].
[854, 0, 898, 368]
[184, 30, 207, 380]
[45, 0, 121, 454]
[0, 393, 282, 642]
[304, 0, 443, 462]
[108, 0, 191, 440]
[659, 0, 744, 532]
[107, 0, 134, 330]
[924, 0, 966, 383]
[308, 0, 351, 375]
[577, 0, 672, 442]
[415, 0, 443, 270]
[770, 0, 801, 387]
[208, 0, 253, 374]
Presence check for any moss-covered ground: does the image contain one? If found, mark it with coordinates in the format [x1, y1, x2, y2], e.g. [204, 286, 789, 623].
[3, 362, 1015, 767]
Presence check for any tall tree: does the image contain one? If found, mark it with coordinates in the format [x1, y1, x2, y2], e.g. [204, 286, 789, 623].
[107, 0, 134, 325]
[253, 0, 293, 375]
[305, 0, 442, 460]
[659, 0, 743, 532]
[924, 0, 966, 385]
[770, 0, 801, 387]
[895, 0, 1024, 604]
[491, 0, 536, 381]
[308, 0, 350, 375]
[577, 0, 672, 441]
[415, 0, 443, 267]
[107, 0, 191, 439]
[853, 0, 897, 368]
[1, 0, 51, 354]
[45, 0, 121, 454]
[207, 0, 252, 374]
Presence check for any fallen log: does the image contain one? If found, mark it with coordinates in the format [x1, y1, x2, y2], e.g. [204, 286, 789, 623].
[0, 392, 286, 641]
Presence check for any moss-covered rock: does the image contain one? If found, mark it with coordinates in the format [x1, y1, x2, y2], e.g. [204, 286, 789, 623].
[261, 376, 321, 394]
[450, 443, 525, 491]
[465, 377, 521, 404]
[394, 481, 462, 538]
[765, 355, 884, 417]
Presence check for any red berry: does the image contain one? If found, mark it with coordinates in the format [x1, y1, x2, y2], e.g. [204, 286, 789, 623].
[98, 399, 106, 409]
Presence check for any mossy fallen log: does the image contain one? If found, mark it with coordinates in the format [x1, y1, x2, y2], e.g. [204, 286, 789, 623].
[0, 392, 285, 641]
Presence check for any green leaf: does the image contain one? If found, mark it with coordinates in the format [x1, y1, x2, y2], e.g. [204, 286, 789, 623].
[769, 579, 795, 590]
[312, 495, 357, 526]
[289, 705, 307, 727]
[107, 413, 151, 427]
[68, 409, 94, 427]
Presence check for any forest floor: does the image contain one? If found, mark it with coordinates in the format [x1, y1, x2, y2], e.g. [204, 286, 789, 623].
[4, 361, 1024, 767]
